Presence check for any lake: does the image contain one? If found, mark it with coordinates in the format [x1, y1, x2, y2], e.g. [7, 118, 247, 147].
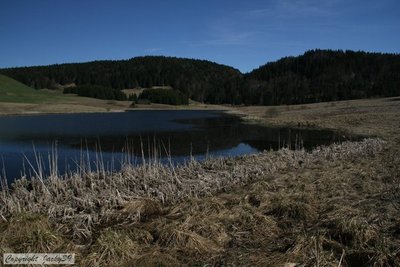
[0, 110, 360, 183]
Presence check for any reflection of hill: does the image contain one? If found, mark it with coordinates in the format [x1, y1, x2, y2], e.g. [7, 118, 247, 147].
[69, 116, 363, 156]
[0, 111, 367, 184]
[0, 112, 364, 159]
[52, 114, 245, 157]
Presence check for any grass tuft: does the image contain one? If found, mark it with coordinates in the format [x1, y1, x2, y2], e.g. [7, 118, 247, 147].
[325, 208, 378, 248]
[82, 229, 139, 267]
[157, 220, 224, 256]
[0, 212, 67, 253]
[131, 249, 183, 267]
[266, 193, 316, 221]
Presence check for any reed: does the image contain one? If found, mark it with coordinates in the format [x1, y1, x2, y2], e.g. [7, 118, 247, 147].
[0, 137, 397, 266]
[0, 138, 386, 220]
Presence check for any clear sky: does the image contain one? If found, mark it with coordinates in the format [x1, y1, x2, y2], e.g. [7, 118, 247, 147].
[0, 0, 399, 72]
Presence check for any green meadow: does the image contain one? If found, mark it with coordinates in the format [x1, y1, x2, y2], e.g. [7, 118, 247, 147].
[0, 74, 68, 104]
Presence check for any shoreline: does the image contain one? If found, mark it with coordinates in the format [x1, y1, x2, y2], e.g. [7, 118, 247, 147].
[1, 137, 396, 266]
[1, 96, 398, 138]
[0, 101, 229, 117]
[0, 96, 399, 266]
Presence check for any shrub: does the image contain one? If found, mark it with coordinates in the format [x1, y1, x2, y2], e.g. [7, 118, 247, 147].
[63, 85, 127, 101]
[139, 89, 189, 105]
[264, 107, 281, 118]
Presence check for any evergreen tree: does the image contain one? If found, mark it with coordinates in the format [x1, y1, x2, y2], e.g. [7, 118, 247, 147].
[1, 51, 400, 105]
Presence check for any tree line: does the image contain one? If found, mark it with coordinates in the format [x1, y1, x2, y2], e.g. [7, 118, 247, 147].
[245, 49, 400, 105]
[1, 50, 399, 105]
[0, 56, 243, 104]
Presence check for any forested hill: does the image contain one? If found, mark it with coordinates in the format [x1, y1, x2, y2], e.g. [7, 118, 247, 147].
[245, 49, 400, 105]
[0, 56, 244, 104]
[1, 50, 400, 105]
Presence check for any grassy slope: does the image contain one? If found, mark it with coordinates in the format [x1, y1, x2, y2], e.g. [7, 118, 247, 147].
[0, 74, 66, 104]
[0, 74, 136, 115]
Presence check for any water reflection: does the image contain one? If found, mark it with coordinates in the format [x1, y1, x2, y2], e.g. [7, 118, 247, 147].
[0, 110, 362, 182]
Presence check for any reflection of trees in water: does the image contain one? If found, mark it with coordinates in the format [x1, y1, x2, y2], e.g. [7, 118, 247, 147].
[8, 115, 364, 157]
[68, 129, 243, 157]
[0, 113, 365, 183]
[64, 115, 246, 156]
[66, 116, 362, 156]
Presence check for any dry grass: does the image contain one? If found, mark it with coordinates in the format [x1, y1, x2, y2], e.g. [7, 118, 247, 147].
[0, 97, 399, 266]
[0, 94, 227, 116]
[1, 138, 398, 266]
[130, 249, 182, 267]
[81, 229, 140, 267]
[229, 97, 400, 140]
[0, 213, 70, 253]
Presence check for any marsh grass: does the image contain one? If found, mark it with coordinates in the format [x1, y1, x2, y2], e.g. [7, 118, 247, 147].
[0, 212, 71, 253]
[81, 229, 140, 267]
[0, 138, 398, 266]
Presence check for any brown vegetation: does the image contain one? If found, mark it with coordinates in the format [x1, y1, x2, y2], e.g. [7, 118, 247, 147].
[1, 138, 399, 266]
[0, 97, 399, 266]
[229, 97, 400, 140]
[0, 95, 224, 116]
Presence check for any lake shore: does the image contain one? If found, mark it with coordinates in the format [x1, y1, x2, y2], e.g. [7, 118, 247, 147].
[0, 98, 229, 117]
[1, 96, 398, 141]
[0, 96, 399, 266]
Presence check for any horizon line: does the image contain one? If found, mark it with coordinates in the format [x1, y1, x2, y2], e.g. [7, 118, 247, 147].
[1, 48, 399, 74]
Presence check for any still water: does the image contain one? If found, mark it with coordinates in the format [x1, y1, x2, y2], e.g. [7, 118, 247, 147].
[0, 110, 360, 183]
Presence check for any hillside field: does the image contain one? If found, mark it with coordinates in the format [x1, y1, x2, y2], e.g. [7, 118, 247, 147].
[0, 74, 134, 115]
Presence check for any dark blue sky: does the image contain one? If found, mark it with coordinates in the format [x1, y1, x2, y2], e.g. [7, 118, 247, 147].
[1, 0, 399, 72]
